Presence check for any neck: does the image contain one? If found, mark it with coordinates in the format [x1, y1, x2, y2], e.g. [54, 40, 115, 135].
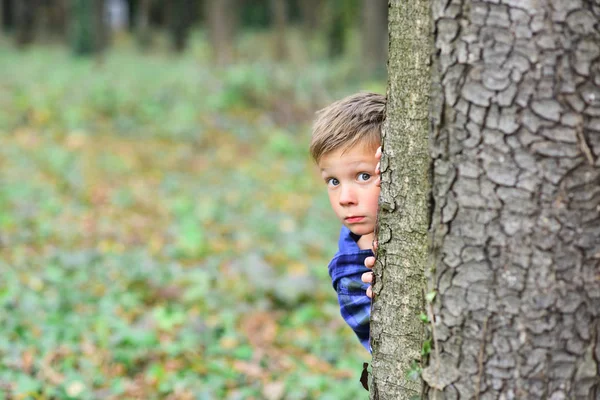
[357, 232, 375, 251]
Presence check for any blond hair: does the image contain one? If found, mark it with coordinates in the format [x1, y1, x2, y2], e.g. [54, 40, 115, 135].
[310, 92, 386, 163]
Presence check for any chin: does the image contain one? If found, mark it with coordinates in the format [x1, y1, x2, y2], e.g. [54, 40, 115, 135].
[348, 226, 374, 237]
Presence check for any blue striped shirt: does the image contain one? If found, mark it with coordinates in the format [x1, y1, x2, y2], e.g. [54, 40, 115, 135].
[328, 226, 373, 352]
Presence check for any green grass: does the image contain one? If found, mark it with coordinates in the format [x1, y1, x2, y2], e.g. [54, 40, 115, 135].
[0, 34, 384, 399]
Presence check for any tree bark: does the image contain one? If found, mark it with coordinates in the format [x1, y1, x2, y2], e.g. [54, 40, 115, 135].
[370, 0, 431, 399]
[361, 0, 388, 77]
[423, 1, 600, 398]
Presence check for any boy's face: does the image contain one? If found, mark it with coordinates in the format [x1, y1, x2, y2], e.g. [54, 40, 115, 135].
[318, 144, 380, 240]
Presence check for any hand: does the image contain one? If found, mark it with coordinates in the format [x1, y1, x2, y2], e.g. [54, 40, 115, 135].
[375, 146, 382, 187]
[362, 240, 378, 299]
[362, 147, 382, 299]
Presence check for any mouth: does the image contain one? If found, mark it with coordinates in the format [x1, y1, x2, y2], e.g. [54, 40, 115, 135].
[345, 216, 365, 223]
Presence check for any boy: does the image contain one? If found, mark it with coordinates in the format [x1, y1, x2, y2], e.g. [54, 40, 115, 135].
[310, 92, 383, 352]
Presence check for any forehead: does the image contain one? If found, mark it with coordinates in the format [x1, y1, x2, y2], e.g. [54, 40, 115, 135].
[318, 144, 377, 169]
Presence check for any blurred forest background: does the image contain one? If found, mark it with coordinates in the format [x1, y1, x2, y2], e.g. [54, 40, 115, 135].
[0, 0, 387, 399]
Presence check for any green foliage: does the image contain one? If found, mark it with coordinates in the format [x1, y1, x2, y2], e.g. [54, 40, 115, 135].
[425, 290, 437, 303]
[0, 37, 384, 398]
[421, 339, 432, 357]
[406, 360, 422, 382]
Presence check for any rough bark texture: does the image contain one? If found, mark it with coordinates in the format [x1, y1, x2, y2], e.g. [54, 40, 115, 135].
[426, 0, 600, 398]
[370, 0, 431, 399]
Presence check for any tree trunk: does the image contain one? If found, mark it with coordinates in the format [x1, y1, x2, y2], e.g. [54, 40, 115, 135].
[71, 0, 103, 55]
[169, 0, 192, 53]
[370, 0, 431, 399]
[93, 0, 107, 53]
[135, 0, 152, 49]
[270, 0, 287, 61]
[2, 0, 15, 33]
[422, 0, 600, 398]
[205, 0, 237, 65]
[361, 0, 388, 78]
[49, 0, 68, 40]
[298, 0, 319, 35]
[325, 0, 345, 59]
[14, 0, 36, 47]
[0, 0, 4, 34]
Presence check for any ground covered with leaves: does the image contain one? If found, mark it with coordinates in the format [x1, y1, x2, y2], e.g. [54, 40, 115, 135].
[0, 37, 383, 399]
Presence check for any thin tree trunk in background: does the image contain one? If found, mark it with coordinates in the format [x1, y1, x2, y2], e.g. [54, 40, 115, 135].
[93, 0, 107, 53]
[325, 0, 345, 59]
[205, 0, 237, 65]
[270, 0, 287, 61]
[36, 1, 50, 41]
[370, 0, 431, 398]
[298, 0, 318, 35]
[361, 0, 387, 78]
[298, 0, 323, 61]
[423, 0, 600, 398]
[71, 0, 106, 56]
[169, 0, 191, 52]
[14, 0, 36, 47]
[136, 0, 151, 49]
[71, 0, 93, 55]
[50, 0, 68, 40]
[0, 0, 4, 35]
[4, 0, 15, 33]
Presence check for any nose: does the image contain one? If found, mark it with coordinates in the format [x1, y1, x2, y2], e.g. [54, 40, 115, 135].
[339, 184, 357, 206]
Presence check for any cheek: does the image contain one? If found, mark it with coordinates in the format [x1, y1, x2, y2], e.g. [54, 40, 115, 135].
[327, 191, 340, 210]
[366, 188, 380, 213]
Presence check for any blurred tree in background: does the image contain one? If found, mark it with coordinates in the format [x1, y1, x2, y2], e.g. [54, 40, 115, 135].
[0, 0, 387, 73]
[70, 0, 107, 56]
[205, 0, 238, 64]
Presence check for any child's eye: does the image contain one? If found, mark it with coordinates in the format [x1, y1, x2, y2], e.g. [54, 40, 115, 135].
[357, 173, 371, 182]
[326, 178, 340, 187]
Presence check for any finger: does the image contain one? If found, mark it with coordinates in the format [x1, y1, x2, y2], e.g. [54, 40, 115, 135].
[375, 161, 380, 175]
[375, 175, 381, 187]
[373, 240, 378, 251]
[376, 146, 382, 159]
[362, 271, 373, 284]
[366, 286, 373, 299]
[364, 256, 375, 269]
